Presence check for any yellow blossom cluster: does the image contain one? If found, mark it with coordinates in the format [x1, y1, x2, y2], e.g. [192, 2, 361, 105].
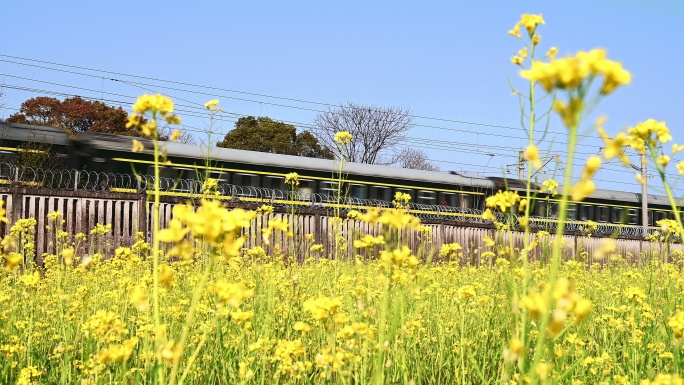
[303, 296, 342, 321]
[485, 190, 521, 213]
[126, 94, 181, 138]
[572, 156, 601, 201]
[392, 192, 411, 209]
[285, 172, 299, 187]
[439, 243, 462, 260]
[158, 199, 256, 260]
[656, 219, 683, 242]
[353, 234, 385, 249]
[668, 311, 684, 338]
[508, 14, 545, 39]
[519, 278, 592, 337]
[520, 48, 631, 95]
[334, 131, 352, 145]
[211, 281, 254, 308]
[379, 246, 420, 271]
[540, 179, 559, 195]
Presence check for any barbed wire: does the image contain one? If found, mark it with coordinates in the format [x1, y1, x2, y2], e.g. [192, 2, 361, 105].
[0, 163, 665, 240]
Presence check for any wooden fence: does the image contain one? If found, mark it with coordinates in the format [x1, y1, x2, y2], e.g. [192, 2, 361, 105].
[1, 187, 681, 266]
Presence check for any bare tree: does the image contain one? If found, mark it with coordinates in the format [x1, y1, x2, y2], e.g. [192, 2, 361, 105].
[158, 125, 196, 144]
[313, 102, 413, 164]
[395, 147, 440, 171]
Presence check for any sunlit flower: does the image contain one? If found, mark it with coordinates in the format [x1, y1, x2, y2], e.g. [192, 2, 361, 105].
[204, 99, 220, 111]
[132, 139, 144, 153]
[334, 131, 353, 145]
[285, 172, 299, 186]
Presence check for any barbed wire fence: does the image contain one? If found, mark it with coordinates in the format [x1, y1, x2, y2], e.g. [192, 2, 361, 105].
[0, 162, 663, 239]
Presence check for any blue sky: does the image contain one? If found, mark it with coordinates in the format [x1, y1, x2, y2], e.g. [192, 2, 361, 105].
[1, 1, 683, 196]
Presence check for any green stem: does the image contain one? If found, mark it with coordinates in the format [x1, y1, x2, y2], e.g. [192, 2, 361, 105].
[168, 250, 215, 385]
[150, 119, 164, 385]
[528, 109, 580, 382]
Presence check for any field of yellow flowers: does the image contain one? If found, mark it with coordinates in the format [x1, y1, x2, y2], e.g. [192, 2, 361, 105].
[1, 204, 684, 384]
[3, 12, 684, 385]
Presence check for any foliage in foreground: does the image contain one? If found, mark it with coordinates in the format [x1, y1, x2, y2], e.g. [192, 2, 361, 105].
[1, 206, 684, 384]
[3, 11, 684, 385]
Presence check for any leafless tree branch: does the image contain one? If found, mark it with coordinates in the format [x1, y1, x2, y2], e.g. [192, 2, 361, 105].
[313, 102, 413, 165]
[395, 147, 440, 171]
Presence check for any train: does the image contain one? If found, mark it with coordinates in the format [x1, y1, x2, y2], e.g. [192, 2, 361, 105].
[0, 121, 680, 238]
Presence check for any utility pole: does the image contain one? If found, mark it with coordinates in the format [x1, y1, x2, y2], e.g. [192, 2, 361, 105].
[640, 153, 648, 238]
[517, 150, 525, 180]
[630, 153, 649, 238]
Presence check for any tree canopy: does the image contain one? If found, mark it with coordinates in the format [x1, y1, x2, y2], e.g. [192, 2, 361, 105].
[7, 96, 141, 137]
[217, 116, 333, 159]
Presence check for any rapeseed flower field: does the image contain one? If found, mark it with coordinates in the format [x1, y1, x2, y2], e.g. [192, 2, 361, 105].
[2, 13, 684, 385]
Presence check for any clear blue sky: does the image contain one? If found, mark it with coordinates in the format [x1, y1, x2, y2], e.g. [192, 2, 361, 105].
[1, 1, 683, 196]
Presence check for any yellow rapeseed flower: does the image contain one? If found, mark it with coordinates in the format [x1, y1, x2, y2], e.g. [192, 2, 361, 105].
[572, 179, 595, 202]
[130, 285, 150, 312]
[170, 129, 181, 142]
[546, 46, 558, 59]
[485, 190, 521, 213]
[525, 144, 541, 169]
[131, 139, 144, 153]
[540, 179, 559, 196]
[3, 251, 22, 272]
[303, 296, 342, 321]
[204, 99, 220, 111]
[285, 172, 299, 186]
[521, 49, 630, 95]
[212, 281, 254, 308]
[334, 131, 352, 145]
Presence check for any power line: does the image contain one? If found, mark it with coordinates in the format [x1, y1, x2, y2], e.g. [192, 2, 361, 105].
[0, 54, 610, 140]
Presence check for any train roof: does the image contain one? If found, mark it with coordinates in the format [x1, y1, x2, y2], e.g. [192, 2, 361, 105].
[0, 123, 672, 208]
[74, 131, 496, 189]
[0, 122, 71, 146]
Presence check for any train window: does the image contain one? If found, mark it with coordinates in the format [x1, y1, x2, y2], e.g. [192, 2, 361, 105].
[627, 209, 638, 225]
[233, 173, 260, 188]
[319, 181, 340, 196]
[417, 190, 436, 205]
[647, 211, 653, 226]
[171, 167, 195, 192]
[148, 165, 180, 180]
[207, 170, 228, 183]
[174, 167, 196, 180]
[653, 211, 665, 224]
[0, 151, 14, 182]
[439, 193, 456, 207]
[265, 176, 286, 190]
[578, 205, 593, 221]
[349, 184, 367, 199]
[459, 194, 471, 209]
[370, 186, 392, 201]
[0, 150, 16, 166]
[536, 200, 547, 216]
[566, 204, 577, 220]
[537, 200, 558, 217]
[298, 179, 315, 196]
[611, 207, 624, 223]
[596, 206, 609, 222]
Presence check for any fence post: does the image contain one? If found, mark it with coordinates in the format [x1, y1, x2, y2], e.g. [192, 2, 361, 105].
[138, 193, 148, 241]
[10, 187, 23, 225]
